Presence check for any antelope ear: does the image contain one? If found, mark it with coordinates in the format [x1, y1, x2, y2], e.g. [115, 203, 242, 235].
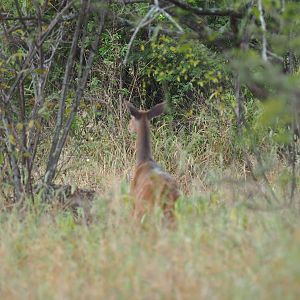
[147, 102, 165, 120]
[126, 102, 141, 119]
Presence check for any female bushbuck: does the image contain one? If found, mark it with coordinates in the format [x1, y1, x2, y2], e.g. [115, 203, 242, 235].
[126, 101, 180, 224]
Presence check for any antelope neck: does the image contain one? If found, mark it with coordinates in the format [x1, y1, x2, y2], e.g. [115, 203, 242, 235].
[136, 114, 153, 165]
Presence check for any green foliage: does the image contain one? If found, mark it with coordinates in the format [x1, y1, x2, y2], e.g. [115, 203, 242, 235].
[98, 31, 127, 64]
[2, 0, 300, 212]
[136, 35, 228, 110]
[2, 2, 300, 297]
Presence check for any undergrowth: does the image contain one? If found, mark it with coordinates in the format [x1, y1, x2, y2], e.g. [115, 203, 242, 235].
[0, 193, 300, 299]
[1, 98, 300, 299]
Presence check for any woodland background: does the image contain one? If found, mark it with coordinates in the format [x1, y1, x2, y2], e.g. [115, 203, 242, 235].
[0, 0, 300, 299]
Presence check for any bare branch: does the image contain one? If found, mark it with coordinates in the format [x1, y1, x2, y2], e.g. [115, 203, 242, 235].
[3, 1, 74, 106]
[167, 0, 243, 18]
[123, 1, 184, 65]
[258, 0, 268, 61]
[112, 0, 149, 3]
[281, 0, 285, 12]
[44, 2, 108, 186]
[45, 1, 89, 184]
[159, 5, 183, 33]
[123, 6, 159, 65]
[0, 115, 23, 200]
[13, 0, 28, 31]
[38, 1, 74, 46]
[0, 14, 48, 22]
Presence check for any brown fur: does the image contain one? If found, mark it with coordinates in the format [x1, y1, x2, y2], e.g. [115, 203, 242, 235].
[126, 102, 180, 224]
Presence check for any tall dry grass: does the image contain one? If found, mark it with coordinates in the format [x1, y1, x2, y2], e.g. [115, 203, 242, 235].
[1, 100, 300, 299]
[1, 192, 300, 299]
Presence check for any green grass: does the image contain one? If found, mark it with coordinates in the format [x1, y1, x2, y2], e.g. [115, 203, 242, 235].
[1, 107, 300, 299]
[0, 195, 300, 299]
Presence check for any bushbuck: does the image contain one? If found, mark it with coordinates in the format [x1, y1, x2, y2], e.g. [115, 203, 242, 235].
[126, 101, 180, 224]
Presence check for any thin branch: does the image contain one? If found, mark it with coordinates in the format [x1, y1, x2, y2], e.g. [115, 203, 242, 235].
[0, 115, 23, 200]
[123, 1, 185, 65]
[235, 75, 244, 132]
[45, 1, 89, 184]
[258, 0, 267, 61]
[28, 27, 64, 123]
[290, 108, 296, 204]
[13, 0, 28, 31]
[44, 2, 108, 185]
[167, 0, 243, 18]
[288, 51, 297, 205]
[18, 82, 27, 167]
[0, 14, 48, 22]
[228, 100, 279, 204]
[38, 0, 74, 46]
[159, 5, 183, 33]
[3, 1, 74, 106]
[55, 8, 107, 170]
[78, 0, 90, 80]
[281, 0, 285, 12]
[230, 10, 280, 205]
[114, 0, 149, 3]
[123, 6, 159, 65]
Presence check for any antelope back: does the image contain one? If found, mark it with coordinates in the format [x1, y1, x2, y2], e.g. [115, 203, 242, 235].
[131, 161, 179, 223]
